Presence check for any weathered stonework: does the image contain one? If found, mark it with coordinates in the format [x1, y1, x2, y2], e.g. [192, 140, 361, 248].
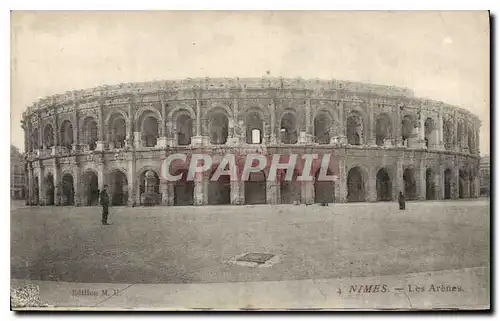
[22, 78, 481, 206]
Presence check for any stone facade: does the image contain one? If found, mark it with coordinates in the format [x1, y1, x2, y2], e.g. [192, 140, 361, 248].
[10, 145, 26, 200]
[21, 77, 481, 206]
[479, 155, 490, 197]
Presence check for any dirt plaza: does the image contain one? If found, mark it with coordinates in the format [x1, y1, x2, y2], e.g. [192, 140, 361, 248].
[11, 200, 489, 285]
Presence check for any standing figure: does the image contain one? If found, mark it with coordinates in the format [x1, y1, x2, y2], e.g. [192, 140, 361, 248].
[398, 191, 406, 210]
[100, 184, 110, 225]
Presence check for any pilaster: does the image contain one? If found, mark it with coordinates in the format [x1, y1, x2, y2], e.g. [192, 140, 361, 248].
[418, 158, 426, 200]
[266, 181, 279, 205]
[73, 164, 82, 206]
[334, 157, 347, 203]
[194, 172, 209, 206]
[127, 153, 137, 206]
[230, 181, 243, 205]
[367, 168, 377, 202]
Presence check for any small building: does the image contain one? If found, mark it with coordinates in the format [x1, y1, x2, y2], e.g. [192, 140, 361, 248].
[11, 145, 26, 200]
[479, 155, 490, 197]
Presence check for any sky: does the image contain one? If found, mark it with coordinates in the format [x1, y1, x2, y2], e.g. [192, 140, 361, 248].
[10, 11, 490, 154]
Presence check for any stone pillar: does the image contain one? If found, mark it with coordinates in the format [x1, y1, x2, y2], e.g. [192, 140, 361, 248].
[73, 165, 81, 206]
[419, 111, 426, 142]
[27, 123, 32, 152]
[453, 166, 459, 199]
[72, 109, 80, 151]
[167, 183, 175, 206]
[127, 155, 136, 206]
[437, 108, 444, 149]
[367, 168, 377, 202]
[230, 181, 243, 205]
[266, 181, 279, 205]
[474, 176, 480, 198]
[38, 163, 45, 205]
[418, 159, 426, 200]
[23, 125, 28, 154]
[37, 114, 43, 151]
[53, 108, 59, 147]
[27, 163, 34, 205]
[300, 99, 313, 144]
[53, 159, 61, 205]
[269, 100, 276, 144]
[97, 158, 105, 192]
[160, 152, 169, 205]
[334, 157, 347, 203]
[134, 132, 142, 149]
[435, 164, 443, 200]
[156, 100, 168, 148]
[394, 105, 402, 147]
[96, 104, 105, 151]
[393, 158, 404, 200]
[302, 181, 315, 205]
[196, 98, 201, 136]
[338, 101, 345, 136]
[194, 172, 209, 206]
[366, 103, 375, 146]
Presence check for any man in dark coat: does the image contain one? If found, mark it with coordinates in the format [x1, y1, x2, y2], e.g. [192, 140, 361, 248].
[100, 185, 110, 225]
[398, 191, 406, 210]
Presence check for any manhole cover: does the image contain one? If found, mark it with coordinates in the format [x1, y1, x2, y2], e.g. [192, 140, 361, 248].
[237, 253, 275, 264]
[229, 252, 281, 267]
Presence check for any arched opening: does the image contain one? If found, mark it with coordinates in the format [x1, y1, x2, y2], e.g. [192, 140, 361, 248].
[346, 115, 362, 145]
[108, 114, 127, 149]
[246, 112, 264, 144]
[109, 170, 128, 205]
[279, 169, 301, 204]
[426, 168, 436, 200]
[314, 112, 332, 144]
[44, 173, 55, 205]
[43, 124, 54, 149]
[375, 114, 391, 146]
[459, 170, 466, 199]
[280, 112, 298, 144]
[82, 171, 99, 206]
[376, 168, 392, 201]
[142, 116, 159, 147]
[347, 167, 365, 202]
[60, 120, 74, 149]
[208, 167, 231, 205]
[61, 173, 74, 205]
[444, 169, 452, 199]
[244, 170, 266, 204]
[139, 170, 160, 206]
[173, 169, 194, 206]
[82, 117, 98, 151]
[443, 121, 453, 150]
[401, 115, 414, 147]
[176, 114, 193, 146]
[424, 118, 435, 148]
[403, 168, 417, 200]
[208, 112, 229, 145]
[314, 168, 335, 203]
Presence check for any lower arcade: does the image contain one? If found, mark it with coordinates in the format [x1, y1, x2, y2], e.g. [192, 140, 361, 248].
[26, 147, 480, 207]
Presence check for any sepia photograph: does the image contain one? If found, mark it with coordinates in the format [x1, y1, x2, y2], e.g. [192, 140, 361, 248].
[9, 10, 490, 311]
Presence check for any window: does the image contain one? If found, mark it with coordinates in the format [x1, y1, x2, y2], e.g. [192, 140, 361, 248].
[251, 129, 261, 144]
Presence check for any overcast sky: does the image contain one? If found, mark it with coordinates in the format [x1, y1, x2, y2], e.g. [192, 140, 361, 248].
[10, 11, 490, 154]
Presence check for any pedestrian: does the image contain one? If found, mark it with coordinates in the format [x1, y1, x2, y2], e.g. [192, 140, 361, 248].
[100, 185, 110, 225]
[398, 191, 406, 210]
